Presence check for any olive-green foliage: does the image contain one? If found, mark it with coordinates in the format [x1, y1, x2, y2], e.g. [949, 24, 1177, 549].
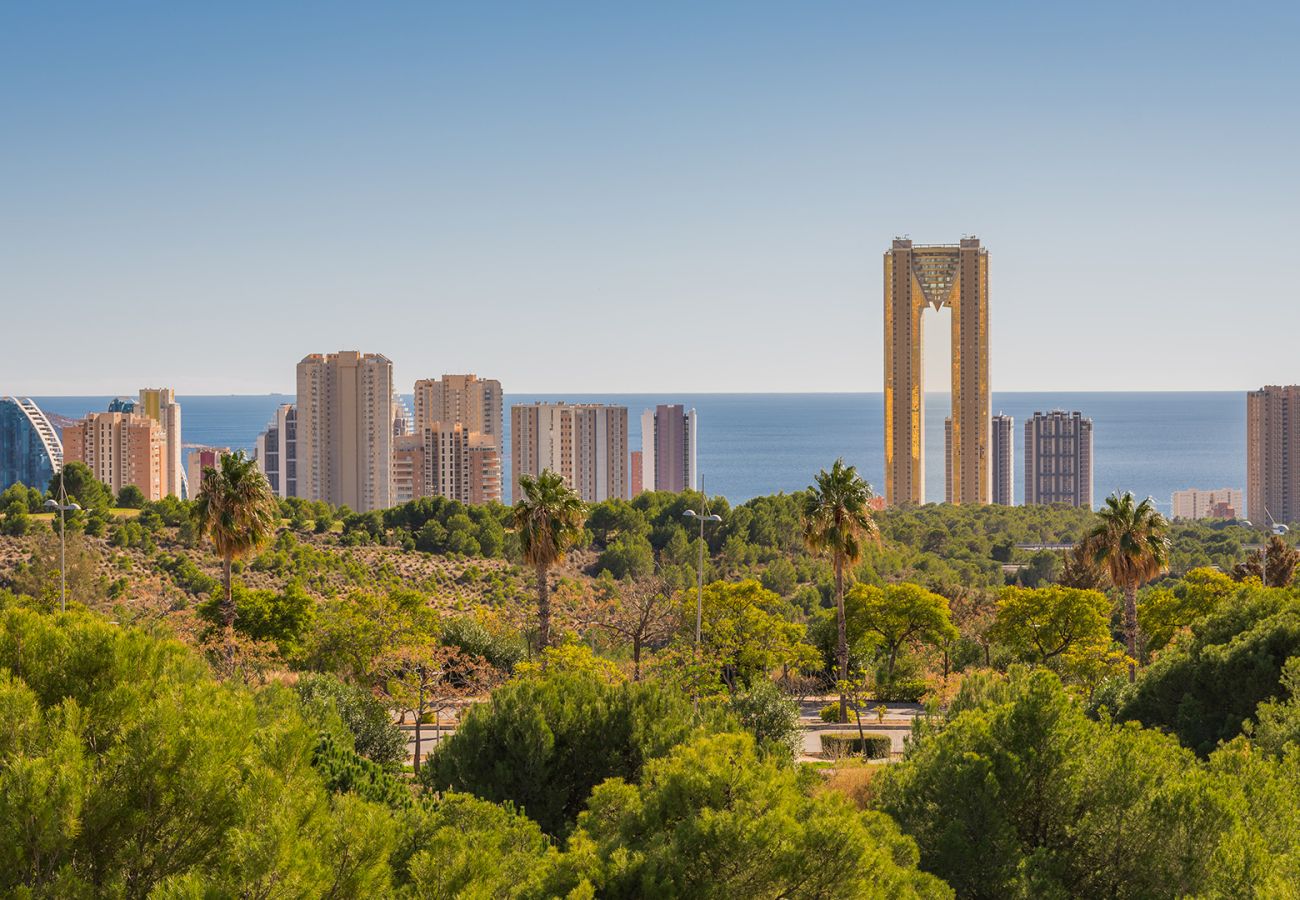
[295, 672, 407, 771]
[296, 588, 439, 679]
[724, 677, 802, 758]
[157, 551, 220, 595]
[567, 731, 951, 898]
[198, 579, 315, 653]
[439, 614, 527, 673]
[875, 669, 1243, 899]
[1118, 583, 1300, 754]
[7, 530, 106, 608]
[339, 496, 509, 558]
[0, 599, 394, 897]
[421, 670, 701, 836]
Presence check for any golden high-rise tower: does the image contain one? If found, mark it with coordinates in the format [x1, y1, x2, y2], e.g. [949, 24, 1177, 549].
[884, 237, 990, 506]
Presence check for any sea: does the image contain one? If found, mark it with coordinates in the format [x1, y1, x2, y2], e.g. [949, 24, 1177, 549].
[30, 393, 1245, 513]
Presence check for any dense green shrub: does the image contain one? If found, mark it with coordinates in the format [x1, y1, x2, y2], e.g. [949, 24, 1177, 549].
[0, 599, 395, 897]
[569, 732, 949, 898]
[1118, 584, 1300, 753]
[875, 669, 1246, 898]
[820, 732, 891, 759]
[295, 672, 407, 771]
[820, 701, 842, 723]
[420, 670, 701, 835]
[726, 677, 802, 757]
[311, 731, 411, 808]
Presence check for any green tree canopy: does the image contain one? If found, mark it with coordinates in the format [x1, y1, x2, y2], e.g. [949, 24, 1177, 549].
[990, 585, 1113, 665]
[875, 669, 1244, 898]
[1118, 583, 1300, 754]
[421, 670, 702, 836]
[568, 731, 950, 898]
[844, 582, 958, 685]
[692, 579, 820, 691]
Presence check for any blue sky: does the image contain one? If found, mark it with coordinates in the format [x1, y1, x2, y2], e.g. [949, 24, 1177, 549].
[3, 2, 1298, 394]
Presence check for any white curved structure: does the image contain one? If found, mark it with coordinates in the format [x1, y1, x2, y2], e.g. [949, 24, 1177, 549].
[0, 396, 63, 491]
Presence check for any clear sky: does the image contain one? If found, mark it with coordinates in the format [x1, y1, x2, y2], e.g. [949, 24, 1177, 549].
[3, 2, 1298, 395]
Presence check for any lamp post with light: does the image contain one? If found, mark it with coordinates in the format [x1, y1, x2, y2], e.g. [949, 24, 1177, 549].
[43, 467, 81, 613]
[682, 500, 721, 709]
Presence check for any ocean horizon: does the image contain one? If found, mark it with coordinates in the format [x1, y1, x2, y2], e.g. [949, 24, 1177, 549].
[29, 392, 1246, 512]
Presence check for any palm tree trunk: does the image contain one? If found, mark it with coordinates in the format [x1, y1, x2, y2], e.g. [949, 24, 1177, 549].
[222, 556, 235, 667]
[537, 563, 551, 651]
[835, 557, 848, 723]
[1124, 583, 1139, 683]
[221, 556, 235, 628]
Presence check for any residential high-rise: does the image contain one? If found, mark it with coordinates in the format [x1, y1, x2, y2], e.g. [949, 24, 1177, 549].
[0, 397, 62, 492]
[413, 375, 502, 442]
[1247, 385, 1300, 526]
[511, 402, 628, 503]
[138, 388, 183, 497]
[991, 414, 1014, 506]
[295, 351, 393, 512]
[186, 447, 230, 498]
[1024, 411, 1093, 508]
[393, 422, 501, 505]
[255, 404, 297, 499]
[1172, 488, 1243, 521]
[639, 404, 697, 494]
[63, 412, 164, 500]
[630, 451, 644, 496]
[884, 237, 989, 505]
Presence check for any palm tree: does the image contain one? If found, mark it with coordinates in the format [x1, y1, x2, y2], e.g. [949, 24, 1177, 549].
[513, 470, 585, 650]
[192, 451, 280, 652]
[802, 459, 880, 722]
[1084, 492, 1169, 682]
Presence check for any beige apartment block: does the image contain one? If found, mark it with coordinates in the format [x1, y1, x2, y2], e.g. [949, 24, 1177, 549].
[413, 375, 502, 441]
[511, 402, 628, 503]
[1171, 488, 1243, 520]
[138, 388, 183, 497]
[63, 412, 164, 500]
[296, 351, 393, 512]
[394, 422, 501, 505]
[884, 238, 989, 505]
[1247, 386, 1300, 526]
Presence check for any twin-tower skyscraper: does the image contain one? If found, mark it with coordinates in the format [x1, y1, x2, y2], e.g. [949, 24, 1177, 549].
[883, 237, 990, 506]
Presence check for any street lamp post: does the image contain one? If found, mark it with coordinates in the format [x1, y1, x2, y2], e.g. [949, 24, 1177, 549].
[44, 467, 81, 613]
[683, 500, 721, 709]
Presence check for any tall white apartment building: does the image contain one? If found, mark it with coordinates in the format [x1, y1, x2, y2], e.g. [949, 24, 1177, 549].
[511, 402, 628, 503]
